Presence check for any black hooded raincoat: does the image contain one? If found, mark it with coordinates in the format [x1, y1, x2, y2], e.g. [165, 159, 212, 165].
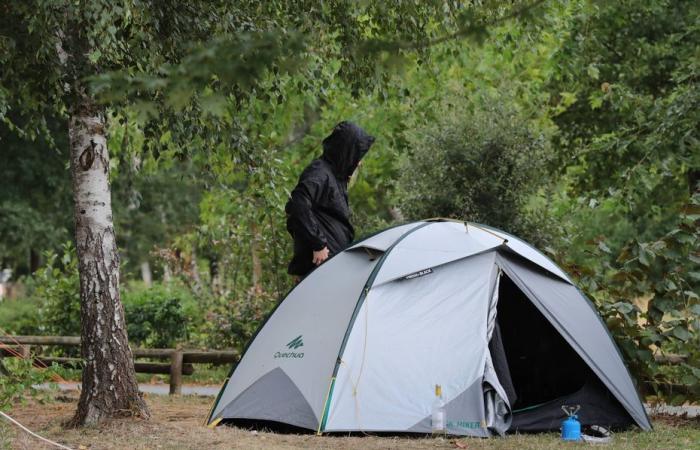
[285, 122, 375, 276]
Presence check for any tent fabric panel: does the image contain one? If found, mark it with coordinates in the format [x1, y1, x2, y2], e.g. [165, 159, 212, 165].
[216, 367, 317, 430]
[348, 222, 426, 252]
[465, 223, 571, 283]
[488, 322, 517, 406]
[324, 253, 496, 432]
[373, 222, 496, 285]
[211, 250, 379, 421]
[496, 253, 651, 430]
[407, 379, 489, 437]
[483, 351, 512, 435]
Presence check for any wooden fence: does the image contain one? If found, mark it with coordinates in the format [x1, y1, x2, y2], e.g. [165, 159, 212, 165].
[0, 335, 238, 395]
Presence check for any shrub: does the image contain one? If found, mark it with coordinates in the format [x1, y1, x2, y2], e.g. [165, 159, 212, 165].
[197, 287, 277, 352]
[396, 102, 551, 243]
[559, 193, 700, 403]
[35, 242, 81, 336]
[122, 282, 200, 348]
[0, 358, 57, 410]
[0, 297, 41, 335]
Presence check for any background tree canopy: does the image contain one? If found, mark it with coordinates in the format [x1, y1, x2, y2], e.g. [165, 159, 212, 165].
[0, 0, 697, 406]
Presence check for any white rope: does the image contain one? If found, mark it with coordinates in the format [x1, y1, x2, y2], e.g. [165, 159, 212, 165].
[0, 410, 74, 450]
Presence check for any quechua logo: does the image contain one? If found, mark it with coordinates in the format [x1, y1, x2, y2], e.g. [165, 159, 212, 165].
[274, 335, 305, 359]
[287, 335, 304, 349]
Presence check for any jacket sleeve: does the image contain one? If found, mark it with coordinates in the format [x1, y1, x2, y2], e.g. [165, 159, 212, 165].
[285, 175, 328, 251]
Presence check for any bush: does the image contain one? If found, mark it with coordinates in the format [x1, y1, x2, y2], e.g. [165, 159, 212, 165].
[0, 358, 57, 410]
[196, 287, 277, 352]
[0, 297, 41, 335]
[122, 282, 200, 348]
[35, 242, 81, 336]
[396, 102, 551, 243]
[559, 193, 700, 403]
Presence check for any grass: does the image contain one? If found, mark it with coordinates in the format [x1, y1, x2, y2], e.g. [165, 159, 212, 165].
[2, 391, 698, 450]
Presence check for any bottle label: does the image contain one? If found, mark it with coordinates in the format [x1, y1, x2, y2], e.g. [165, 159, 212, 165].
[432, 411, 445, 429]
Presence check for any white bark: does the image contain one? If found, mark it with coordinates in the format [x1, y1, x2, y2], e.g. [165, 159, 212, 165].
[55, 20, 147, 426]
[68, 104, 148, 426]
[140, 261, 153, 286]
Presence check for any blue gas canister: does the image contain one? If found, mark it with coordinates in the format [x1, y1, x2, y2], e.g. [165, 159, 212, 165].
[561, 405, 581, 442]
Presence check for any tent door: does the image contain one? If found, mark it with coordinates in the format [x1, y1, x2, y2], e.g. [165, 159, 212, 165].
[492, 272, 633, 431]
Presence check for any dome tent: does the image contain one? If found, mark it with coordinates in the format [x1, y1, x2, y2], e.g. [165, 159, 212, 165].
[207, 220, 651, 436]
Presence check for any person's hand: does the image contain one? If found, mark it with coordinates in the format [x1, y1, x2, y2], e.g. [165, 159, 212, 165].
[313, 247, 330, 266]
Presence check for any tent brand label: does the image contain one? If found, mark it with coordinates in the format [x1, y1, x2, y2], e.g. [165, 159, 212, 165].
[447, 420, 483, 430]
[403, 268, 433, 280]
[274, 335, 304, 359]
[286, 335, 304, 349]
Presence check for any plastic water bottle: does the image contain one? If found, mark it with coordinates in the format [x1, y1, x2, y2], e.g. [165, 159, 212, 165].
[431, 384, 446, 435]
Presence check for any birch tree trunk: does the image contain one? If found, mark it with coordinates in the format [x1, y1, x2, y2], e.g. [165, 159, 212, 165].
[68, 97, 149, 426]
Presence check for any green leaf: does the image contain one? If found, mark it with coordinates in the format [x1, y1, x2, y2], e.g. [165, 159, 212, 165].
[636, 349, 653, 362]
[559, 91, 577, 108]
[681, 374, 698, 386]
[672, 326, 690, 341]
[88, 49, 102, 64]
[638, 245, 653, 267]
[587, 64, 600, 80]
[200, 94, 228, 117]
[614, 302, 634, 314]
[159, 131, 172, 145]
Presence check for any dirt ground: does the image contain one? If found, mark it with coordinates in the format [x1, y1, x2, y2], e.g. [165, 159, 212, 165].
[2, 391, 698, 450]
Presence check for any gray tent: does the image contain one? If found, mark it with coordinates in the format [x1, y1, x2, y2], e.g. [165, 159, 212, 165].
[207, 220, 651, 435]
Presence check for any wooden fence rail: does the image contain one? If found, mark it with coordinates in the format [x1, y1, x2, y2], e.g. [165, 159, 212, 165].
[0, 335, 238, 395]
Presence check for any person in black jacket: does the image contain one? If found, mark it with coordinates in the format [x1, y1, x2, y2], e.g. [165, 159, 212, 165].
[285, 121, 375, 277]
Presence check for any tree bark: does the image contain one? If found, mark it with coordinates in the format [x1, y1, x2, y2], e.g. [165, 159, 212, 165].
[140, 261, 153, 286]
[68, 98, 149, 426]
[29, 248, 41, 273]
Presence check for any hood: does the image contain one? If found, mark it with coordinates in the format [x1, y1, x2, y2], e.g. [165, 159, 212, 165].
[321, 121, 375, 180]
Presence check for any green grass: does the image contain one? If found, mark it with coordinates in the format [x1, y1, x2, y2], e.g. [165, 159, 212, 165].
[3, 391, 699, 450]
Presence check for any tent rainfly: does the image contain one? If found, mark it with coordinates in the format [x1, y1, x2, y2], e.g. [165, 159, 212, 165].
[207, 220, 652, 436]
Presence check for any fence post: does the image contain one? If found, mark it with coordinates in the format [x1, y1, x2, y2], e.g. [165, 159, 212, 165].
[169, 347, 183, 395]
[20, 345, 30, 359]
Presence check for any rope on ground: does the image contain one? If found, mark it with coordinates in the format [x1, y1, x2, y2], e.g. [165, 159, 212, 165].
[0, 410, 75, 450]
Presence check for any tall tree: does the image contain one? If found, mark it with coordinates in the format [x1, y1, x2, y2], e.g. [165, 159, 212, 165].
[0, 1, 227, 425]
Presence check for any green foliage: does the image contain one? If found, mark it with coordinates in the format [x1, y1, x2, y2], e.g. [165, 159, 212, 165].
[0, 121, 72, 275]
[193, 289, 279, 353]
[35, 243, 81, 337]
[562, 193, 700, 402]
[0, 359, 57, 410]
[0, 297, 41, 336]
[121, 282, 199, 348]
[396, 102, 550, 242]
[549, 0, 699, 247]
